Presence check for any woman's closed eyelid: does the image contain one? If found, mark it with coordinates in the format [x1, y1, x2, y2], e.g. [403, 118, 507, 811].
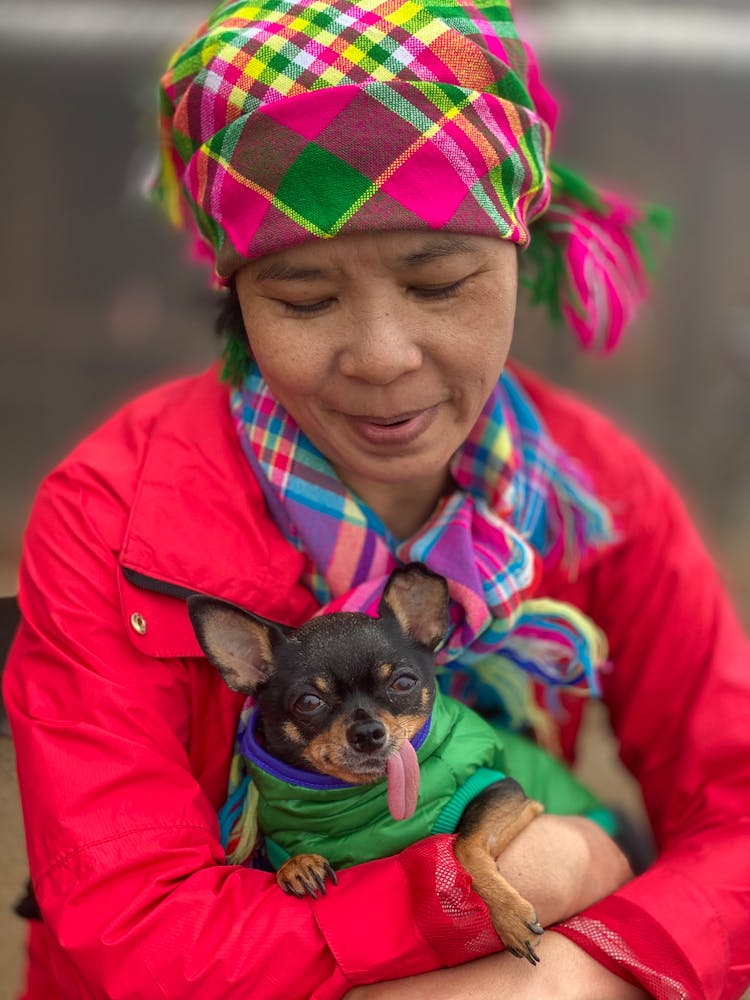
[279, 297, 335, 316]
[273, 271, 474, 315]
[409, 278, 467, 299]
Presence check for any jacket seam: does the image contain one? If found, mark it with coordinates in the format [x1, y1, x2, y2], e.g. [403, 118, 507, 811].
[37, 822, 216, 882]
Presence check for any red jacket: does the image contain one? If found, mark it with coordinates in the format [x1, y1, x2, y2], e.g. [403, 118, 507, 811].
[5, 364, 750, 999]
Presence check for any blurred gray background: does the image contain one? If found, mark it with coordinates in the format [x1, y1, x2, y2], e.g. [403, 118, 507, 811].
[1, 0, 749, 995]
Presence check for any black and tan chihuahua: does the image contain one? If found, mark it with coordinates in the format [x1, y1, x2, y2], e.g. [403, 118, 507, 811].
[188, 563, 545, 964]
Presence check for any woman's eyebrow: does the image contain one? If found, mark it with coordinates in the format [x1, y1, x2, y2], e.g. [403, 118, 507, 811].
[254, 260, 331, 282]
[394, 237, 475, 268]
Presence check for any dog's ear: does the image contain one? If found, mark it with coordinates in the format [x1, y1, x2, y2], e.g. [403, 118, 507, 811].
[379, 563, 449, 651]
[187, 595, 286, 693]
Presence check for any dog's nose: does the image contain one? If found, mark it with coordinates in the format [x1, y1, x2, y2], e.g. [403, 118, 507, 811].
[347, 719, 387, 753]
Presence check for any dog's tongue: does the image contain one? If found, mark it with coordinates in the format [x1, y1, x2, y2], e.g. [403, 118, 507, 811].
[386, 739, 420, 821]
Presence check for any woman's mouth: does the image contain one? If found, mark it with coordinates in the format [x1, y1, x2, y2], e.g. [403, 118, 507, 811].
[346, 406, 439, 446]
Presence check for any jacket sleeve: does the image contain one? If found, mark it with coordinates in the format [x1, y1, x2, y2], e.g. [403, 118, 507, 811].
[3, 470, 499, 1000]
[553, 425, 750, 1000]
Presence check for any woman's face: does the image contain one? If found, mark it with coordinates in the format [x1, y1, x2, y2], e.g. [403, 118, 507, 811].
[235, 230, 517, 508]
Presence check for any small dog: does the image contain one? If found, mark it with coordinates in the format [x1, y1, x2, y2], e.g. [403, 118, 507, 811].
[188, 563, 544, 964]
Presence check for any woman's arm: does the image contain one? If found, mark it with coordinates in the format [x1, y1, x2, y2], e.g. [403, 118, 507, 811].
[2, 468, 503, 1000]
[494, 813, 633, 929]
[345, 813, 641, 999]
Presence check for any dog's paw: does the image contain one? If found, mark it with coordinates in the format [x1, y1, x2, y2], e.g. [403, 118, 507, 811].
[493, 904, 544, 966]
[277, 854, 338, 899]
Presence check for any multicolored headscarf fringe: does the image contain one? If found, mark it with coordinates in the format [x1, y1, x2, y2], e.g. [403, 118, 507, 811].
[521, 163, 672, 351]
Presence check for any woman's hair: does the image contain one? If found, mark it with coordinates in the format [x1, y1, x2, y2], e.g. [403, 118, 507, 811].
[215, 281, 252, 384]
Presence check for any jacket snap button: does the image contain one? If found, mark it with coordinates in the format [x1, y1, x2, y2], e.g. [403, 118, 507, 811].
[130, 612, 147, 636]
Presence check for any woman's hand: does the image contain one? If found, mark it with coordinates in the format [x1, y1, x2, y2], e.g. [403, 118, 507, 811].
[343, 931, 648, 999]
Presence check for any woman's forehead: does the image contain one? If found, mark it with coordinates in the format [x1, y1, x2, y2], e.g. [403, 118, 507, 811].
[243, 231, 506, 282]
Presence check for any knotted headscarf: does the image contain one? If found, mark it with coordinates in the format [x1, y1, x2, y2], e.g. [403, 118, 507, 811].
[152, 0, 666, 352]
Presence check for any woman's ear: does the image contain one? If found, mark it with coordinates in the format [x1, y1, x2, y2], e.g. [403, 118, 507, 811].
[379, 563, 450, 651]
[187, 595, 286, 693]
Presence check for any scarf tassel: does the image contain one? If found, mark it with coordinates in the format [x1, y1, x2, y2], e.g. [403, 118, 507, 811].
[221, 772, 260, 866]
[469, 596, 607, 741]
[502, 597, 607, 692]
[547, 456, 617, 577]
[219, 701, 262, 866]
[521, 162, 671, 352]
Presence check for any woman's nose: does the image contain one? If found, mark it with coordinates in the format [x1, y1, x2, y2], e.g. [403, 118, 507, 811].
[337, 312, 423, 384]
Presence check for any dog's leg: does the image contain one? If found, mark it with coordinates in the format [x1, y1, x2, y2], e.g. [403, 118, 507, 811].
[454, 779, 545, 965]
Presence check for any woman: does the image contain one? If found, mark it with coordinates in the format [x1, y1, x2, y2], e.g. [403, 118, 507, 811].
[4, 0, 749, 997]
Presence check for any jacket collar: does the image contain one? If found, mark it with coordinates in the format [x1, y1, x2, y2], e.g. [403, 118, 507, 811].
[117, 366, 319, 659]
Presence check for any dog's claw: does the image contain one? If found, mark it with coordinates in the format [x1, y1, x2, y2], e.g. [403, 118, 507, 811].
[523, 941, 540, 966]
[499, 906, 543, 964]
[277, 854, 337, 899]
[506, 941, 540, 965]
[298, 876, 316, 897]
[312, 869, 328, 895]
[281, 880, 305, 898]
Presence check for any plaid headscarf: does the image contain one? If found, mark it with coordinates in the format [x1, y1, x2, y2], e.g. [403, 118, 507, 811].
[152, 0, 667, 351]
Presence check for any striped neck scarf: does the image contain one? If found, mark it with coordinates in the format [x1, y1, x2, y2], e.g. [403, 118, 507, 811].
[230, 364, 614, 740]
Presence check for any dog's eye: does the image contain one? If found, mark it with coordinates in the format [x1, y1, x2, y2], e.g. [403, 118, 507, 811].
[293, 693, 325, 715]
[389, 673, 418, 694]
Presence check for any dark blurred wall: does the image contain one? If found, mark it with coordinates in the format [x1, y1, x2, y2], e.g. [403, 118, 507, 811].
[1, 1, 748, 616]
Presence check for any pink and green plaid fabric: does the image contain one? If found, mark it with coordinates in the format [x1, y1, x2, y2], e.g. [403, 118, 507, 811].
[153, 0, 667, 351]
[154, 0, 551, 278]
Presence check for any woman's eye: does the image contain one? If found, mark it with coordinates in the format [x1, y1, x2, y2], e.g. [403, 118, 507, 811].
[280, 298, 334, 316]
[389, 673, 418, 694]
[410, 279, 465, 301]
[293, 692, 325, 714]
